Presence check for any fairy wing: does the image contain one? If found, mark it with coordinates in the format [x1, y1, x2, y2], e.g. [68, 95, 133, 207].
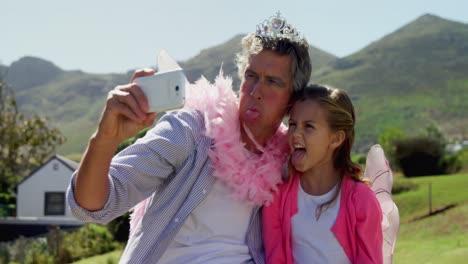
[364, 144, 400, 264]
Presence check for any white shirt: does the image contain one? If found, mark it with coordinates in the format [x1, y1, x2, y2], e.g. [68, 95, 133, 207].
[291, 182, 350, 264]
[158, 179, 254, 264]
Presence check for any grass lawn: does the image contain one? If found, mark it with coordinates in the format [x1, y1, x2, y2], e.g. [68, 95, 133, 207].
[393, 173, 468, 263]
[72, 250, 123, 264]
[393, 173, 468, 222]
[75, 173, 468, 264]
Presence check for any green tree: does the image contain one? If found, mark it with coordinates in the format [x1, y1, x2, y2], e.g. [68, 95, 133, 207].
[422, 123, 447, 149]
[378, 127, 404, 169]
[0, 80, 66, 194]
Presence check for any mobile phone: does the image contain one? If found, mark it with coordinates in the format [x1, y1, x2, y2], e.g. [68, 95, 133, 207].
[134, 68, 186, 113]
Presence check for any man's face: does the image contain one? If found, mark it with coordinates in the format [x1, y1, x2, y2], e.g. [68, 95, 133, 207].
[239, 49, 293, 140]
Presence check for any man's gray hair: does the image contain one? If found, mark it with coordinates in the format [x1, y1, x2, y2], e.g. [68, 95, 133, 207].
[235, 33, 312, 94]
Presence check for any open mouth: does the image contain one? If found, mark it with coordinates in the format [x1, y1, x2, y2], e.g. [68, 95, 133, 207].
[291, 144, 306, 166]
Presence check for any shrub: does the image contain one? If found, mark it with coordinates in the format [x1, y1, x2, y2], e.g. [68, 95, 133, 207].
[6, 236, 29, 263]
[454, 147, 468, 171]
[1, 224, 120, 264]
[378, 127, 405, 170]
[392, 179, 418, 194]
[395, 136, 462, 177]
[25, 238, 54, 264]
[440, 152, 462, 174]
[59, 224, 119, 263]
[392, 124, 462, 177]
[395, 135, 444, 176]
[352, 153, 367, 166]
[0, 236, 52, 264]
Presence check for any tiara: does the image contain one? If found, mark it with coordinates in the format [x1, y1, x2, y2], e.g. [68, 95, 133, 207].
[256, 11, 306, 46]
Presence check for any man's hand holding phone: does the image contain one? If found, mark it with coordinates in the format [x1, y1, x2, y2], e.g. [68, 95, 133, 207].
[95, 50, 186, 145]
[96, 69, 158, 145]
[75, 50, 186, 211]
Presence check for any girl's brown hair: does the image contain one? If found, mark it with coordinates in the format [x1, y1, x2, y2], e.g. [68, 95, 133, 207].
[290, 84, 364, 219]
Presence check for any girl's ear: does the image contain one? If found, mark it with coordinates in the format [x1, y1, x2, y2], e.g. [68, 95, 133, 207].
[331, 130, 346, 149]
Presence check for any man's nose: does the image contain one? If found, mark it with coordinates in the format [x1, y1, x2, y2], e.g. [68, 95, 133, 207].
[250, 81, 263, 100]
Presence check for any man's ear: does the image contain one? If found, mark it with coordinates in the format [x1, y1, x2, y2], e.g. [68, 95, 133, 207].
[331, 130, 346, 149]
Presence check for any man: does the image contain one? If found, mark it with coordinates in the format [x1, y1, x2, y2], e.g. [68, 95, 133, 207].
[67, 12, 311, 263]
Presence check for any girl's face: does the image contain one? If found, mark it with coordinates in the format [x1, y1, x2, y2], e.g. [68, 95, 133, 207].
[288, 99, 339, 172]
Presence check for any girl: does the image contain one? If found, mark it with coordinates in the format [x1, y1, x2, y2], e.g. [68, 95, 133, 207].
[263, 84, 383, 264]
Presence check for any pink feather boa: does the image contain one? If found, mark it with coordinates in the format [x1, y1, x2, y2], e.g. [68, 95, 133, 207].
[129, 73, 289, 234]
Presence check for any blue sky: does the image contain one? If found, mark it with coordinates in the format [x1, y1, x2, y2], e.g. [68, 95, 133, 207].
[2, 0, 467, 73]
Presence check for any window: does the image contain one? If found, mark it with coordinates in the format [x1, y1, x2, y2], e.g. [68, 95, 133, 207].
[44, 192, 65, 215]
[53, 163, 59, 170]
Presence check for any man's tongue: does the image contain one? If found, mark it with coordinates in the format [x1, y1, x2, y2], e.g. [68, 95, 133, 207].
[291, 149, 306, 166]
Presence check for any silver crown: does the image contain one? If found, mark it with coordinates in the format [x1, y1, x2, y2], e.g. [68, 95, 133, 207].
[256, 11, 306, 46]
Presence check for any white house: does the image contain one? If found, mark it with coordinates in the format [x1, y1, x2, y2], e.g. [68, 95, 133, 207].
[16, 154, 79, 221]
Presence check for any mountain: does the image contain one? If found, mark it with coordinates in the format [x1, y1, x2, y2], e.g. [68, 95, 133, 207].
[9, 64, 130, 154]
[181, 34, 244, 85]
[0, 64, 8, 77]
[4, 56, 63, 91]
[2, 37, 336, 155]
[181, 34, 337, 89]
[3, 14, 467, 155]
[314, 14, 468, 150]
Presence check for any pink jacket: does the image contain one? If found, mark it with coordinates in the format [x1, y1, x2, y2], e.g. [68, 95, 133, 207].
[262, 173, 383, 264]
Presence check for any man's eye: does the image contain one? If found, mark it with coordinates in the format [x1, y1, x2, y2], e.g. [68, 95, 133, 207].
[245, 73, 255, 79]
[267, 79, 280, 86]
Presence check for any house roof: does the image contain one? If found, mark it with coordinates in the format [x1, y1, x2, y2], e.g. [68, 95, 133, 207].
[55, 154, 79, 171]
[16, 154, 79, 188]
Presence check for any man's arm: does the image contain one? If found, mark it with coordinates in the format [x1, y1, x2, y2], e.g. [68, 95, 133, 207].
[73, 69, 157, 211]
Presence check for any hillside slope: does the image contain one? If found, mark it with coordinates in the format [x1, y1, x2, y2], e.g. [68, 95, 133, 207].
[181, 34, 337, 89]
[315, 14, 468, 150]
[3, 37, 336, 154]
[3, 14, 467, 154]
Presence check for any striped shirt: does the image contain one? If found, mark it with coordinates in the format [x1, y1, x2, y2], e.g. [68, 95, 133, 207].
[67, 109, 265, 263]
